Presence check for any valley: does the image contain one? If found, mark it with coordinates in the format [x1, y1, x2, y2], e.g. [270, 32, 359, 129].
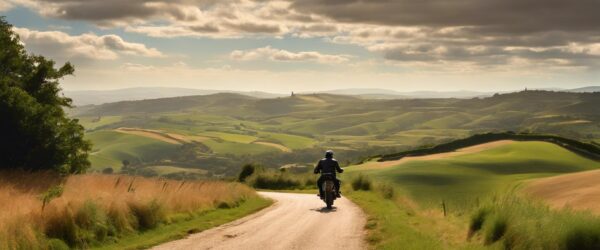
[73, 90, 600, 179]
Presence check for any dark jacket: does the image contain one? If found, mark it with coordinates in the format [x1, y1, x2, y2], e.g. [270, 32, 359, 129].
[314, 158, 343, 175]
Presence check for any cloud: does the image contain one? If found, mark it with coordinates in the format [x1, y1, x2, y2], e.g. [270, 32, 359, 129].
[8, 0, 600, 70]
[0, 0, 13, 11]
[230, 46, 351, 64]
[223, 22, 281, 34]
[290, 0, 600, 34]
[14, 27, 164, 61]
[121, 62, 155, 71]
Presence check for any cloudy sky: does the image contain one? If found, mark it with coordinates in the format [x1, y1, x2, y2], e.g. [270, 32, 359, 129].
[1, 0, 598, 92]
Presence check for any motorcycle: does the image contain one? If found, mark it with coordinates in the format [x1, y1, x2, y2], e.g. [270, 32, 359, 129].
[321, 173, 337, 209]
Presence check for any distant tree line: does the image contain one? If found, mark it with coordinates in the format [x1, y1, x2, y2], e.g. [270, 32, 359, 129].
[378, 132, 600, 162]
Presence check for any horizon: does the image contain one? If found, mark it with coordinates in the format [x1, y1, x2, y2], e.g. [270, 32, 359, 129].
[2, 0, 599, 92]
[65, 85, 597, 94]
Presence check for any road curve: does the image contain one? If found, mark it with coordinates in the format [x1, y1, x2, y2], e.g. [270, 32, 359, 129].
[151, 192, 366, 250]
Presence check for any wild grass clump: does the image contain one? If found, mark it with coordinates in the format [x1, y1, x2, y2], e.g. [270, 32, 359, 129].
[244, 168, 316, 190]
[469, 195, 600, 249]
[377, 183, 395, 199]
[250, 173, 303, 189]
[0, 170, 255, 249]
[468, 207, 490, 237]
[351, 174, 372, 191]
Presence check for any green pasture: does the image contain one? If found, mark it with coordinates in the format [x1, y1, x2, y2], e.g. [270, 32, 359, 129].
[202, 139, 278, 156]
[145, 165, 208, 175]
[86, 131, 180, 171]
[78, 116, 122, 130]
[346, 141, 600, 209]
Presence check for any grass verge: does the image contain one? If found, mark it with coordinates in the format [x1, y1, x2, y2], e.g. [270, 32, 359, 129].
[0, 171, 262, 249]
[469, 195, 600, 250]
[94, 196, 272, 250]
[345, 190, 443, 249]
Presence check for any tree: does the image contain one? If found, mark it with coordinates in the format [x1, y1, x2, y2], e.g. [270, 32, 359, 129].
[0, 17, 90, 174]
[122, 160, 131, 169]
[238, 164, 256, 182]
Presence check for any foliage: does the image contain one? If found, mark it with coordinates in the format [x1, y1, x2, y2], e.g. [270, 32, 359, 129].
[244, 167, 316, 190]
[351, 174, 372, 191]
[40, 185, 64, 211]
[0, 17, 90, 173]
[379, 132, 600, 162]
[377, 183, 395, 199]
[102, 167, 114, 174]
[238, 163, 256, 182]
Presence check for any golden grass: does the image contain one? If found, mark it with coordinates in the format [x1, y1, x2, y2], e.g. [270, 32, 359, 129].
[0, 171, 256, 249]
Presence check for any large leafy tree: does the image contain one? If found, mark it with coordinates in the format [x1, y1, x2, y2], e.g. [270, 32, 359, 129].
[0, 17, 90, 174]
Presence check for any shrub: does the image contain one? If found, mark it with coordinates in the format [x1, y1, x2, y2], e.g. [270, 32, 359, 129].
[246, 169, 314, 190]
[102, 168, 114, 174]
[377, 183, 395, 199]
[484, 215, 507, 244]
[468, 207, 490, 237]
[238, 164, 256, 182]
[564, 223, 600, 250]
[44, 207, 78, 247]
[75, 201, 110, 244]
[252, 174, 302, 189]
[47, 239, 69, 250]
[351, 174, 372, 191]
[128, 199, 166, 230]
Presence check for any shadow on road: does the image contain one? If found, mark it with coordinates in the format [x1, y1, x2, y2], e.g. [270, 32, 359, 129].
[311, 207, 338, 213]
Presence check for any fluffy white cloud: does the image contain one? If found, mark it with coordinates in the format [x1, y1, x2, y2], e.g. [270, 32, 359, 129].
[230, 46, 350, 64]
[14, 27, 164, 60]
[7, 0, 600, 70]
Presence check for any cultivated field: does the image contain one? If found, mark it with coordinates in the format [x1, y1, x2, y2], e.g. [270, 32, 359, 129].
[526, 169, 600, 214]
[73, 91, 600, 178]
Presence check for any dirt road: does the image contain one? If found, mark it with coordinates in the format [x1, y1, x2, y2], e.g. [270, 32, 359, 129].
[151, 192, 366, 250]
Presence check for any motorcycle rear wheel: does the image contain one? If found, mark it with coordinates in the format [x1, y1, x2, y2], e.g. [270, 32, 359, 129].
[325, 191, 334, 209]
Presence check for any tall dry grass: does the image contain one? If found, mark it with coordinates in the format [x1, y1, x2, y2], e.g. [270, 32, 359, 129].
[0, 171, 256, 249]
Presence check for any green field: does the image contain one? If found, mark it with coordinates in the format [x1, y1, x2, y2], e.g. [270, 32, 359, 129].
[78, 116, 123, 130]
[346, 141, 600, 209]
[72, 91, 600, 176]
[342, 141, 600, 249]
[87, 131, 180, 171]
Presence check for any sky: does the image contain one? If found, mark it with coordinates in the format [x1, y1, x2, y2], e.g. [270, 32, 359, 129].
[1, 0, 599, 93]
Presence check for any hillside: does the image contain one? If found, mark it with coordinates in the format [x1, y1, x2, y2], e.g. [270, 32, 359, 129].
[71, 90, 600, 177]
[344, 139, 600, 249]
[66, 86, 600, 105]
[66, 87, 286, 106]
[347, 141, 600, 208]
[526, 169, 600, 213]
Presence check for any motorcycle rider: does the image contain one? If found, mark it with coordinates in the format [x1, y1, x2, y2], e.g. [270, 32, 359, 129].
[314, 150, 343, 198]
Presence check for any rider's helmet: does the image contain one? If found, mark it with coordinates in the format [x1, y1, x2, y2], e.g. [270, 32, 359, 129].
[325, 150, 334, 158]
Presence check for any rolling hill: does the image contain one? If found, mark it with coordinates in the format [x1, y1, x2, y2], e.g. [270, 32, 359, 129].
[526, 169, 600, 214]
[342, 137, 600, 250]
[346, 140, 600, 209]
[71, 90, 600, 177]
